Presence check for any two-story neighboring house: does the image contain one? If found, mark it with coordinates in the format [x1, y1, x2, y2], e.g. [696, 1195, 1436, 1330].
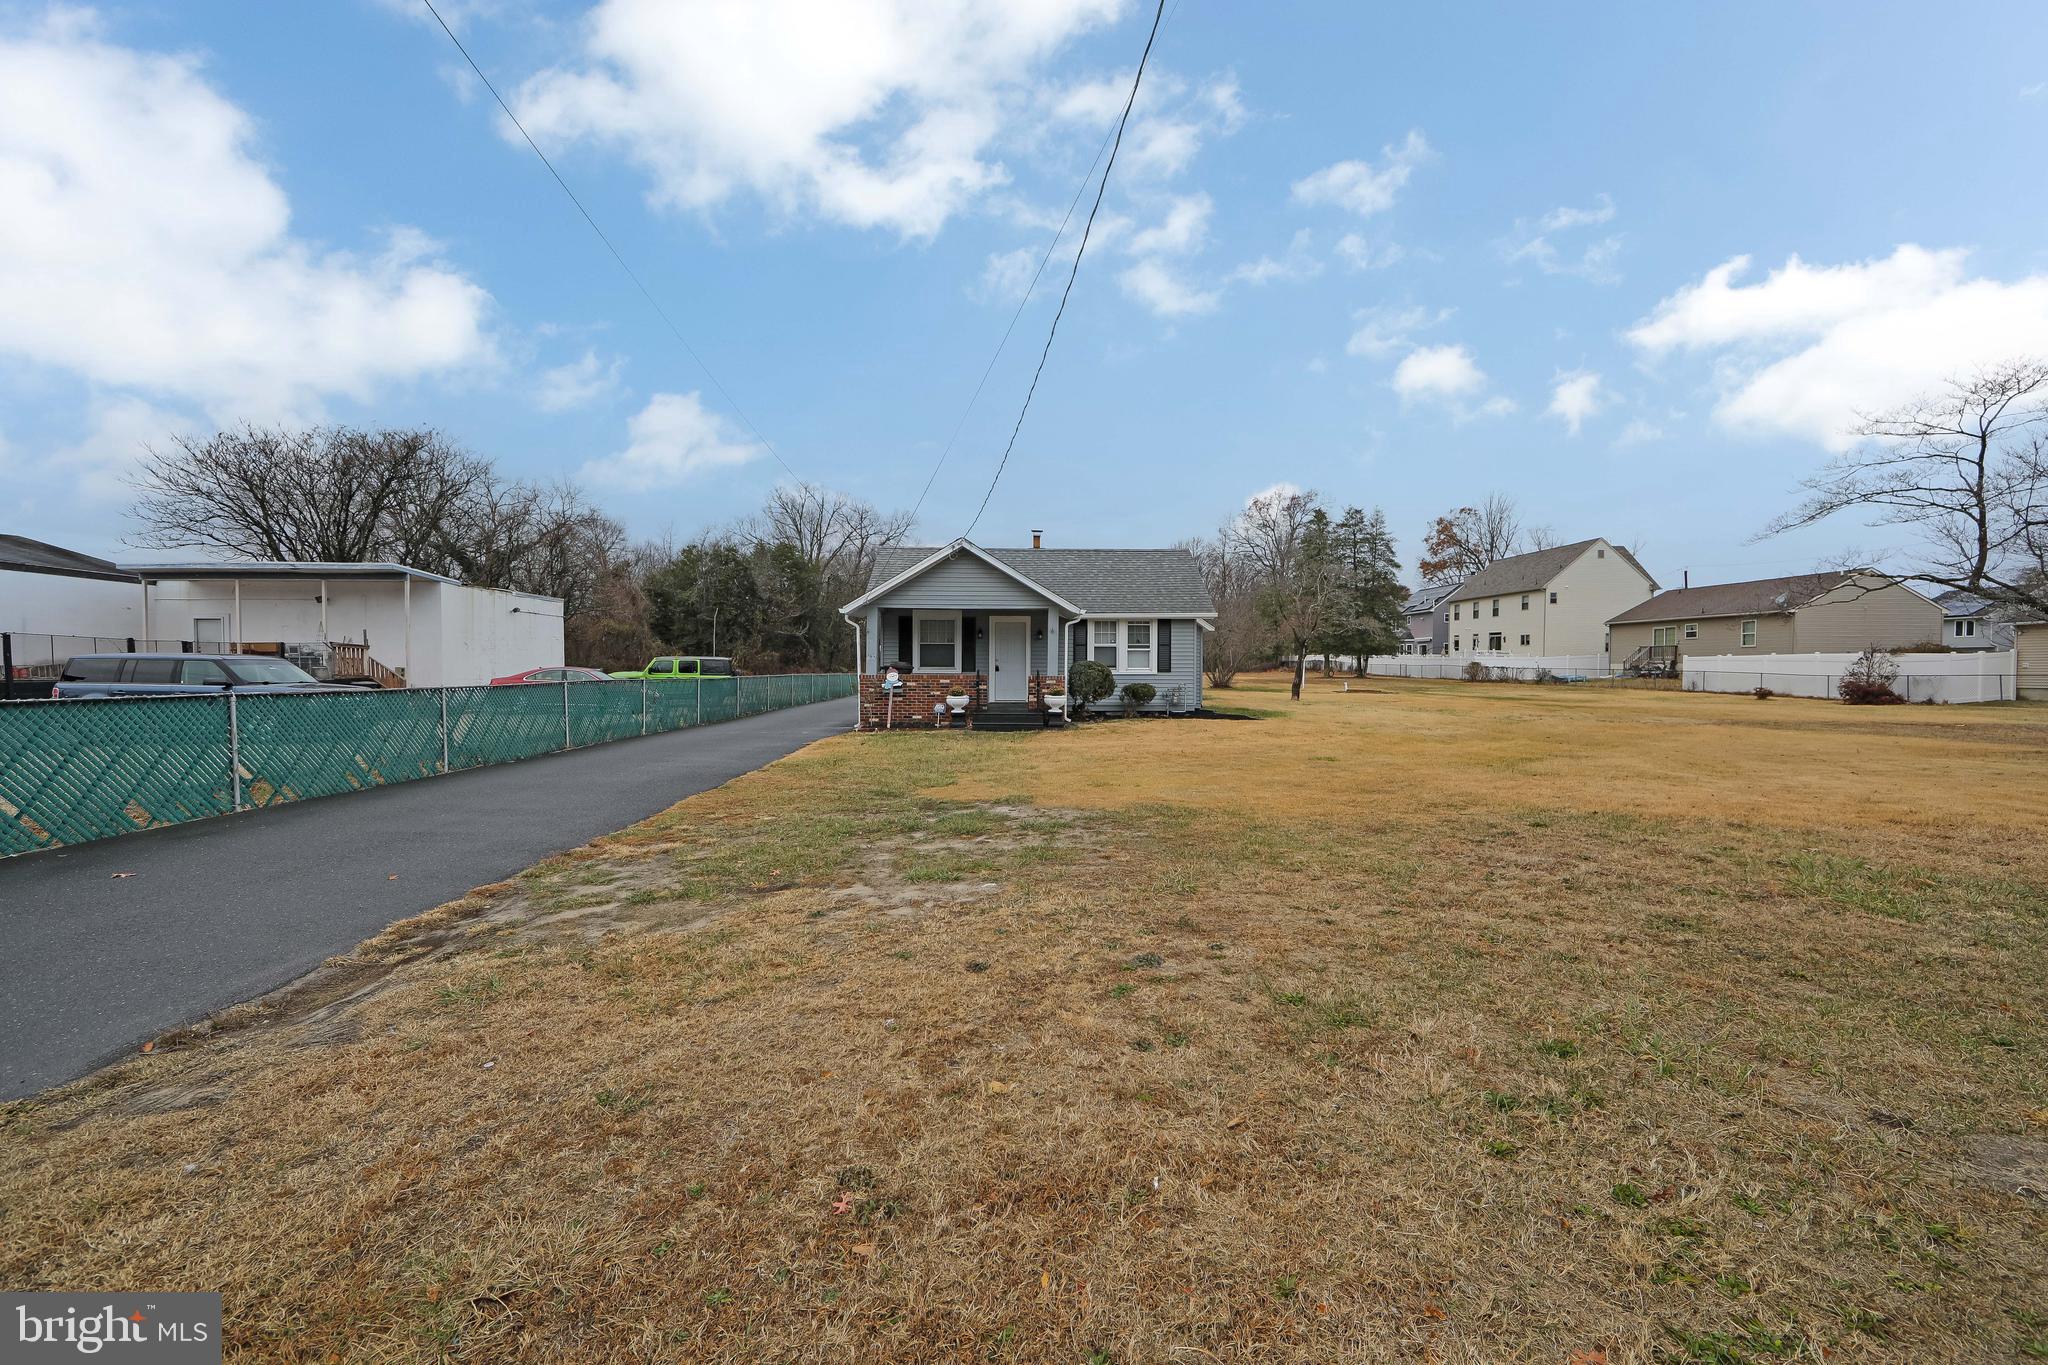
[1934, 590, 2018, 650]
[1400, 581, 1459, 655]
[1441, 538, 1656, 658]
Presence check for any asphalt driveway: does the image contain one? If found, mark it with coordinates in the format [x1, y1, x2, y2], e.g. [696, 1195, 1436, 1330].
[0, 695, 854, 1099]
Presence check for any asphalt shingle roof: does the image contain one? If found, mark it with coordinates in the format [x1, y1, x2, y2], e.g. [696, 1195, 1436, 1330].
[1934, 589, 1996, 618]
[1607, 571, 1854, 625]
[1447, 538, 1654, 602]
[866, 543, 1214, 614]
[1402, 581, 1459, 616]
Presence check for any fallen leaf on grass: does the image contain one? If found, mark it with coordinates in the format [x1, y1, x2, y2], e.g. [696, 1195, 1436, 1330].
[1569, 1350, 1608, 1365]
[851, 1243, 876, 1258]
[987, 1081, 1013, 1095]
[1226, 1116, 1246, 1130]
[140, 1041, 153, 1053]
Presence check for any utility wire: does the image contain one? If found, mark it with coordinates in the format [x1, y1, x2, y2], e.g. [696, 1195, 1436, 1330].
[906, 125, 1116, 528]
[418, 0, 798, 482]
[961, 0, 1168, 540]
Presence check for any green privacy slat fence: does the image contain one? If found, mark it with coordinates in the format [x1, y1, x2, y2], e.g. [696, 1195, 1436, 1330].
[0, 674, 853, 858]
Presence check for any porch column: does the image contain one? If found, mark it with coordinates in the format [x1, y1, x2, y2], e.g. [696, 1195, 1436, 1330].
[140, 580, 151, 644]
[1051, 613, 1062, 678]
[233, 579, 242, 651]
[319, 579, 328, 643]
[402, 575, 413, 687]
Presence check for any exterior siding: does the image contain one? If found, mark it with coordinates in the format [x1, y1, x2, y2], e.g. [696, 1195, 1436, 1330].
[878, 607, 1050, 674]
[1791, 577, 1945, 652]
[1067, 617, 1203, 712]
[1608, 612, 1795, 667]
[2018, 623, 2048, 700]
[873, 551, 1060, 611]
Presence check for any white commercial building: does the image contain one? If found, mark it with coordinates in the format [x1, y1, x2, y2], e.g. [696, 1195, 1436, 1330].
[126, 561, 564, 689]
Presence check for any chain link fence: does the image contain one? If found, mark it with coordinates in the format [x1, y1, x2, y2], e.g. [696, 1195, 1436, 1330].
[0, 674, 854, 857]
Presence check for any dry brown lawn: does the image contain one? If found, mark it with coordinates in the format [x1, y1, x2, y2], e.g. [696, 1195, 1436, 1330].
[4, 675, 2046, 1363]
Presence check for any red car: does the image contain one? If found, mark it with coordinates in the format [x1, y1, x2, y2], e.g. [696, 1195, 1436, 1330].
[488, 666, 614, 686]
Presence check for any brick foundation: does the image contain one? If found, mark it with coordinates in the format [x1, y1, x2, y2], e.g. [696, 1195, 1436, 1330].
[857, 671, 1063, 730]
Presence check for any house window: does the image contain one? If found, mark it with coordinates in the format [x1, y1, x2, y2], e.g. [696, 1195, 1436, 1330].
[1548, 591, 1557, 604]
[1683, 623, 1699, 640]
[1597, 547, 1606, 558]
[1741, 619, 1757, 647]
[1452, 636, 1461, 652]
[1125, 621, 1153, 671]
[1488, 632, 1504, 651]
[1091, 620, 1120, 667]
[1520, 594, 1530, 610]
[1519, 633, 1531, 646]
[1491, 599, 1500, 617]
[1954, 619, 1976, 639]
[1453, 603, 1461, 620]
[915, 613, 959, 671]
[1087, 620, 1157, 672]
[1651, 626, 1676, 647]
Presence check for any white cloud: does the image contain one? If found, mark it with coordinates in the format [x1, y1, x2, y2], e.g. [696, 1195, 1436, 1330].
[1504, 194, 1621, 283]
[1046, 70, 1246, 182]
[1393, 344, 1484, 400]
[1546, 369, 1604, 435]
[1613, 418, 1665, 449]
[1392, 344, 1514, 420]
[0, 13, 494, 423]
[1246, 480, 1302, 509]
[581, 392, 763, 489]
[1344, 304, 1449, 359]
[514, 0, 1122, 239]
[1536, 193, 1615, 232]
[2022, 81, 2046, 100]
[1229, 230, 1321, 286]
[1290, 130, 1432, 217]
[1335, 233, 1405, 272]
[1118, 259, 1218, 317]
[1626, 245, 2048, 448]
[53, 396, 191, 503]
[1126, 193, 1212, 256]
[974, 246, 1040, 303]
[535, 349, 622, 412]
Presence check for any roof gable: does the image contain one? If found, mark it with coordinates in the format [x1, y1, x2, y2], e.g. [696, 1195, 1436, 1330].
[0, 534, 135, 582]
[1449, 538, 1654, 601]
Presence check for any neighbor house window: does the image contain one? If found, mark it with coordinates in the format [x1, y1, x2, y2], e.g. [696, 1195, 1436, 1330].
[1954, 619, 1976, 639]
[1087, 620, 1157, 672]
[1741, 619, 1758, 647]
[1519, 634, 1531, 646]
[1520, 594, 1530, 610]
[1453, 603, 1461, 620]
[915, 612, 959, 671]
[1652, 626, 1677, 647]
[1548, 591, 1557, 604]
[1488, 632, 1504, 651]
[1453, 636, 1461, 652]
[1491, 599, 1500, 617]
[1683, 623, 1699, 640]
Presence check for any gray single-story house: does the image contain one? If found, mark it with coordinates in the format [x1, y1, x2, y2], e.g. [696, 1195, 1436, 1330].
[1934, 589, 2018, 650]
[839, 536, 1214, 729]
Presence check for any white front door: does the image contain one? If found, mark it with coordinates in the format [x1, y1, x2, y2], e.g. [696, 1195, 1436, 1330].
[989, 617, 1029, 701]
[193, 617, 226, 648]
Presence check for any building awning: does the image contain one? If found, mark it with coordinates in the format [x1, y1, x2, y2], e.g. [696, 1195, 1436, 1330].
[119, 561, 460, 585]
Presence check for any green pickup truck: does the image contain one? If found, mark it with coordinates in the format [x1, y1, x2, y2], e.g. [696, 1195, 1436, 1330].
[608, 655, 738, 681]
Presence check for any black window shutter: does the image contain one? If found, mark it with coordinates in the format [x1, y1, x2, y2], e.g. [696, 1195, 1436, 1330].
[897, 615, 913, 667]
[962, 615, 976, 672]
[1157, 619, 1172, 671]
[1072, 621, 1086, 664]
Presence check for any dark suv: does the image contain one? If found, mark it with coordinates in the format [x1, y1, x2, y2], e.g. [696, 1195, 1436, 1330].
[51, 653, 342, 699]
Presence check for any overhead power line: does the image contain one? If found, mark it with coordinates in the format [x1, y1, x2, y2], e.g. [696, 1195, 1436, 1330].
[961, 0, 1169, 540]
[417, 0, 798, 482]
[907, 124, 1117, 528]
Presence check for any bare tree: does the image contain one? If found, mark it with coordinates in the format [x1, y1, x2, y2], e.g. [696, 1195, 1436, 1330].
[741, 482, 913, 669]
[1179, 535, 1270, 688]
[1418, 492, 1525, 582]
[1227, 487, 1344, 701]
[1758, 359, 2048, 618]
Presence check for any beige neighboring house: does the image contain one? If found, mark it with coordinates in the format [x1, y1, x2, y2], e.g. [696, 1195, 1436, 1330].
[1442, 537, 1657, 657]
[1605, 571, 1943, 671]
[2018, 622, 2048, 700]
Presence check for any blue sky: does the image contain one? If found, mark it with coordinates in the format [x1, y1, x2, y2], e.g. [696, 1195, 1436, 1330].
[5, 1, 2047, 589]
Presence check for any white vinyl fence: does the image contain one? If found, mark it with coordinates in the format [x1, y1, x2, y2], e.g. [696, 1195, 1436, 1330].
[1365, 653, 1611, 681]
[1683, 651, 2017, 703]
